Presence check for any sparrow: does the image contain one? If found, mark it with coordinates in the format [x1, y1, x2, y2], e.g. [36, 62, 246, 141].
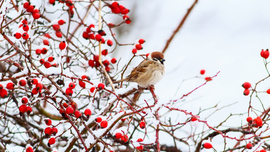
[115, 51, 165, 88]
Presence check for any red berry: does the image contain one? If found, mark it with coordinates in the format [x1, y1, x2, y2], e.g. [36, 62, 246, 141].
[22, 32, 29, 40]
[31, 8, 39, 14]
[55, 31, 62, 38]
[48, 137, 56, 145]
[136, 145, 144, 151]
[32, 88, 39, 95]
[111, 58, 117, 64]
[36, 83, 43, 91]
[266, 89, 270, 94]
[95, 34, 102, 41]
[242, 82, 251, 89]
[95, 116, 102, 123]
[32, 13, 40, 19]
[43, 39, 49, 45]
[35, 49, 41, 55]
[137, 138, 143, 142]
[122, 15, 129, 20]
[139, 121, 145, 129]
[138, 39, 145, 44]
[89, 33, 95, 39]
[100, 120, 108, 128]
[82, 31, 89, 39]
[44, 127, 52, 135]
[93, 55, 99, 62]
[79, 80, 86, 88]
[90, 87, 95, 93]
[84, 108, 91, 117]
[105, 66, 110, 72]
[26, 5, 35, 13]
[205, 76, 212, 81]
[21, 97, 28, 104]
[42, 48, 48, 54]
[115, 132, 122, 139]
[88, 24, 95, 28]
[58, 19, 66, 25]
[121, 8, 129, 15]
[0, 84, 3, 89]
[81, 75, 89, 80]
[246, 143, 253, 149]
[246, 116, 252, 123]
[125, 18, 131, 24]
[26, 106, 32, 114]
[260, 150, 267, 152]
[102, 49, 108, 56]
[19, 79, 27, 86]
[103, 60, 110, 66]
[107, 39, 113, 46]
[65, 88, 73, 96]
[243, 89, 250, 96]
[44, 33, 51, 38]
[108, 23, 114, 28]
[203, 142, 213, 149]
[261, 49, 269, 59]
[0, 89, 7, 98]
[132, 48, 137, 54]
[191, 115, 199, 121]
[98, 30, 106, 36]
[74, 110, 82, 118]
[200, 69, 205, 75]
[26, 146, 33, 152]
[6, 82, 14, 90]
[19, 104, 27, 113]
[111, 2, 119, 8]
[88, 60, 95, 68]
[59, 41, 66, 50]
[31, 79, 38, 85]
[45, 119, 52, 126]
[23, 2, 30, 9]
[121, 134, 128, 142]
[253, 116, 263, 127]
[112, 7, 120, 14]
[44, 62, 51, 68]
[97, 83, 105, 90]
[52, 127, 58, 135]
[48, 56, 54, 62]
[49, 0, 55, 5]
[52, 24, 60, 31]
[66, 106, 74, 115]
[14, 32, 21, 39]
[135, 44, 143, 50]
[69, 82, 76, 89]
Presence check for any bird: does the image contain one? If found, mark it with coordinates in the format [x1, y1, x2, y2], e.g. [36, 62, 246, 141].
[115, 51, 165, 88]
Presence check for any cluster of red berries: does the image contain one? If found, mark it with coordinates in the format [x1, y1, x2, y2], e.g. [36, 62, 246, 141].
[31, 78, 44, 95]
[242, 82, 251, 96]
[199, 69, 212, 81]
[246, 116, 263, 128]
[108, 2, 131, 24]
[114, 132, 129, 142]
[49, 0, 75, 17]
[44, 118, 58, 146]
[95, 116, 108, 129]
[23, 2, 41, 19]
[13, 19, 30, 40]
[88, 54, 117, 72]
[132, 39, 145, 54]
[65, 82, 76, 96]
[19, 97, 32, 115]
[260, 49, 269, 59]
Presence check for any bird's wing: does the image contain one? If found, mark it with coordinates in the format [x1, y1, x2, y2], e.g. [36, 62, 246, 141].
[126, 59, 152, 82]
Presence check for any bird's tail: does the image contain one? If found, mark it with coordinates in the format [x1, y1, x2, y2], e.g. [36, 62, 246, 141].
[114, 78, 128, 83]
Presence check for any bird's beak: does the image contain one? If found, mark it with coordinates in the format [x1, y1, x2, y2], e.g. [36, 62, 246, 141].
[160, 59, 165, 64]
